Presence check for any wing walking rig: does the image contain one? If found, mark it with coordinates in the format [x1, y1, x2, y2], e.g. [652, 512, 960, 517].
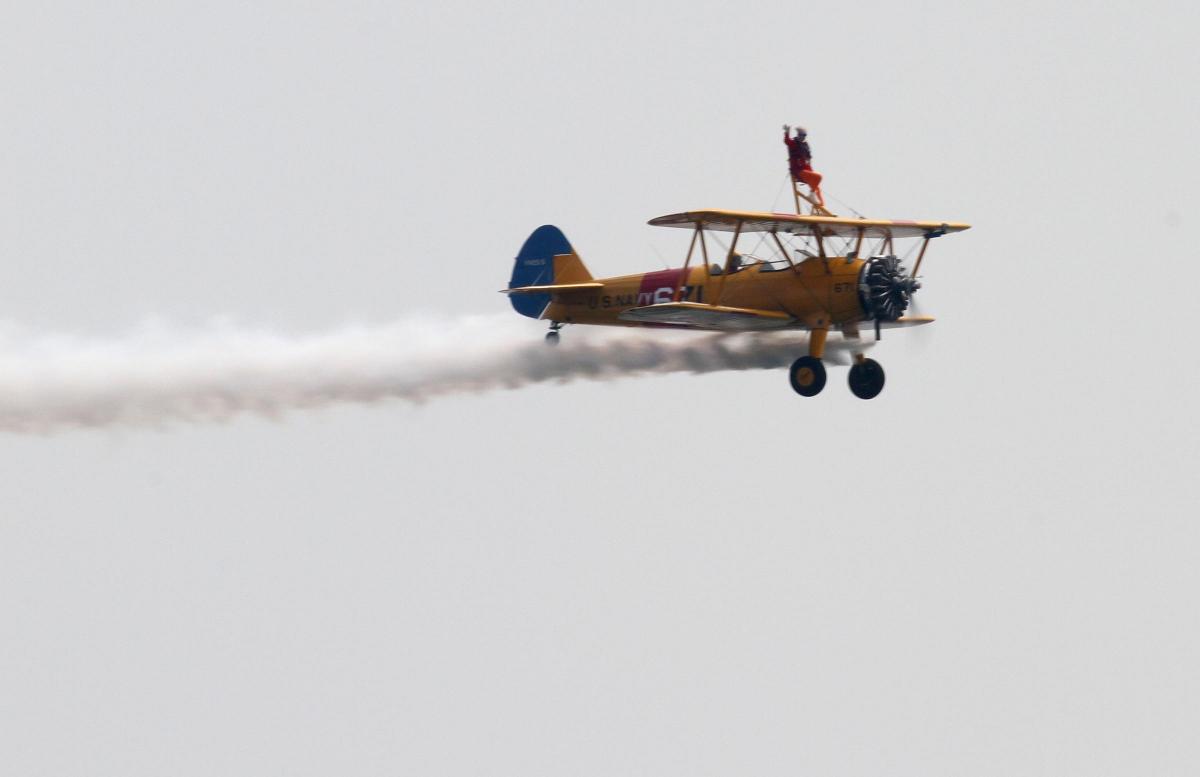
[504, 126, 970, 399]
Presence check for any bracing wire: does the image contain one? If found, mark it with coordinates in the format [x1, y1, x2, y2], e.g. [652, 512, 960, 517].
[770, 172, 792, 214]
[648, 243, 671, 270]
[825, 190, 866, 219]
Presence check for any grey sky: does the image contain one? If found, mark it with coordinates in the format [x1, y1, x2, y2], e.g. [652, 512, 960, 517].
[1, 1, 1198, 775]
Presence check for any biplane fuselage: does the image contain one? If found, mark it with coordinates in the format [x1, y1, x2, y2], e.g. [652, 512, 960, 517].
[543, 256, 866, 332]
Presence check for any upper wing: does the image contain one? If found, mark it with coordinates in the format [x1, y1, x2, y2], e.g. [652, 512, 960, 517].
[618, 302, 795, 331]
[648, 209, 970, 240]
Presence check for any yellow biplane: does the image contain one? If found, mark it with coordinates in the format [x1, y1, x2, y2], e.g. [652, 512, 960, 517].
[505, 130, 969, 399]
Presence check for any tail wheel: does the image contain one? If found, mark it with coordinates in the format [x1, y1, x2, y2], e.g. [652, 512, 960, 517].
[789, 356, 826, 397]
[848, 358, 885, 399]
[544, 331, 560, 346]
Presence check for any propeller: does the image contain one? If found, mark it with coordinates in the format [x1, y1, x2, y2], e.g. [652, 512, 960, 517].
[907, 285, 926, 318]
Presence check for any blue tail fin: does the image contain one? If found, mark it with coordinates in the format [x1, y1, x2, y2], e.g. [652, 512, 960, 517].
[509, 225, 579, 319]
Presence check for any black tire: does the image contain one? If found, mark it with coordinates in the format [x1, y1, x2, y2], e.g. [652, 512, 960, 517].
[848, 358, 886, 399]
[789, 356, 826, 396]
[545, 331, 560, 346]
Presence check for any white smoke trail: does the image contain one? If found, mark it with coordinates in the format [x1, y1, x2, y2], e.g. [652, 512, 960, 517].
[0, 314, 867, 433]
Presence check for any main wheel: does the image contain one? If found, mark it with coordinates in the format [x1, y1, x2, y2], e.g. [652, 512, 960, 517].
[848, 358, 885, 399]
[545, 331, 560, 346]
[789, 356, 826, 397]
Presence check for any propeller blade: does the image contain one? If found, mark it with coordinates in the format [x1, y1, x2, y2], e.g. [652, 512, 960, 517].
[908, 293, 923, 316]
[905, 291, 934, 350]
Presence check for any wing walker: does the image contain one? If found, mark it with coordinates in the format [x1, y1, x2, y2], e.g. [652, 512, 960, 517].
[504, 126, 970, 399]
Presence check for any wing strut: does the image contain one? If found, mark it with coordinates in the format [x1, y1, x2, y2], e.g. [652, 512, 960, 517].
[712, 220, 743, 308]
[910, 225, 948, 277]
[910, 236, 931, 278]
[672, 226, 701, 302]
[769, 229, 797, 274]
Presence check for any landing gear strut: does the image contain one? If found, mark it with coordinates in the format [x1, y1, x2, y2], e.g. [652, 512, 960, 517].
[848, 356, 885, 399]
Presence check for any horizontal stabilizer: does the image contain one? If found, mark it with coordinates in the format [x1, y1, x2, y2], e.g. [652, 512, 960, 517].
[618, 302, 795, 331]
[503, 282, 604, 295]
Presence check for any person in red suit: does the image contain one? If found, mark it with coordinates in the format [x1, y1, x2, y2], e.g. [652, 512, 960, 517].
[783, 124, 824, 203]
